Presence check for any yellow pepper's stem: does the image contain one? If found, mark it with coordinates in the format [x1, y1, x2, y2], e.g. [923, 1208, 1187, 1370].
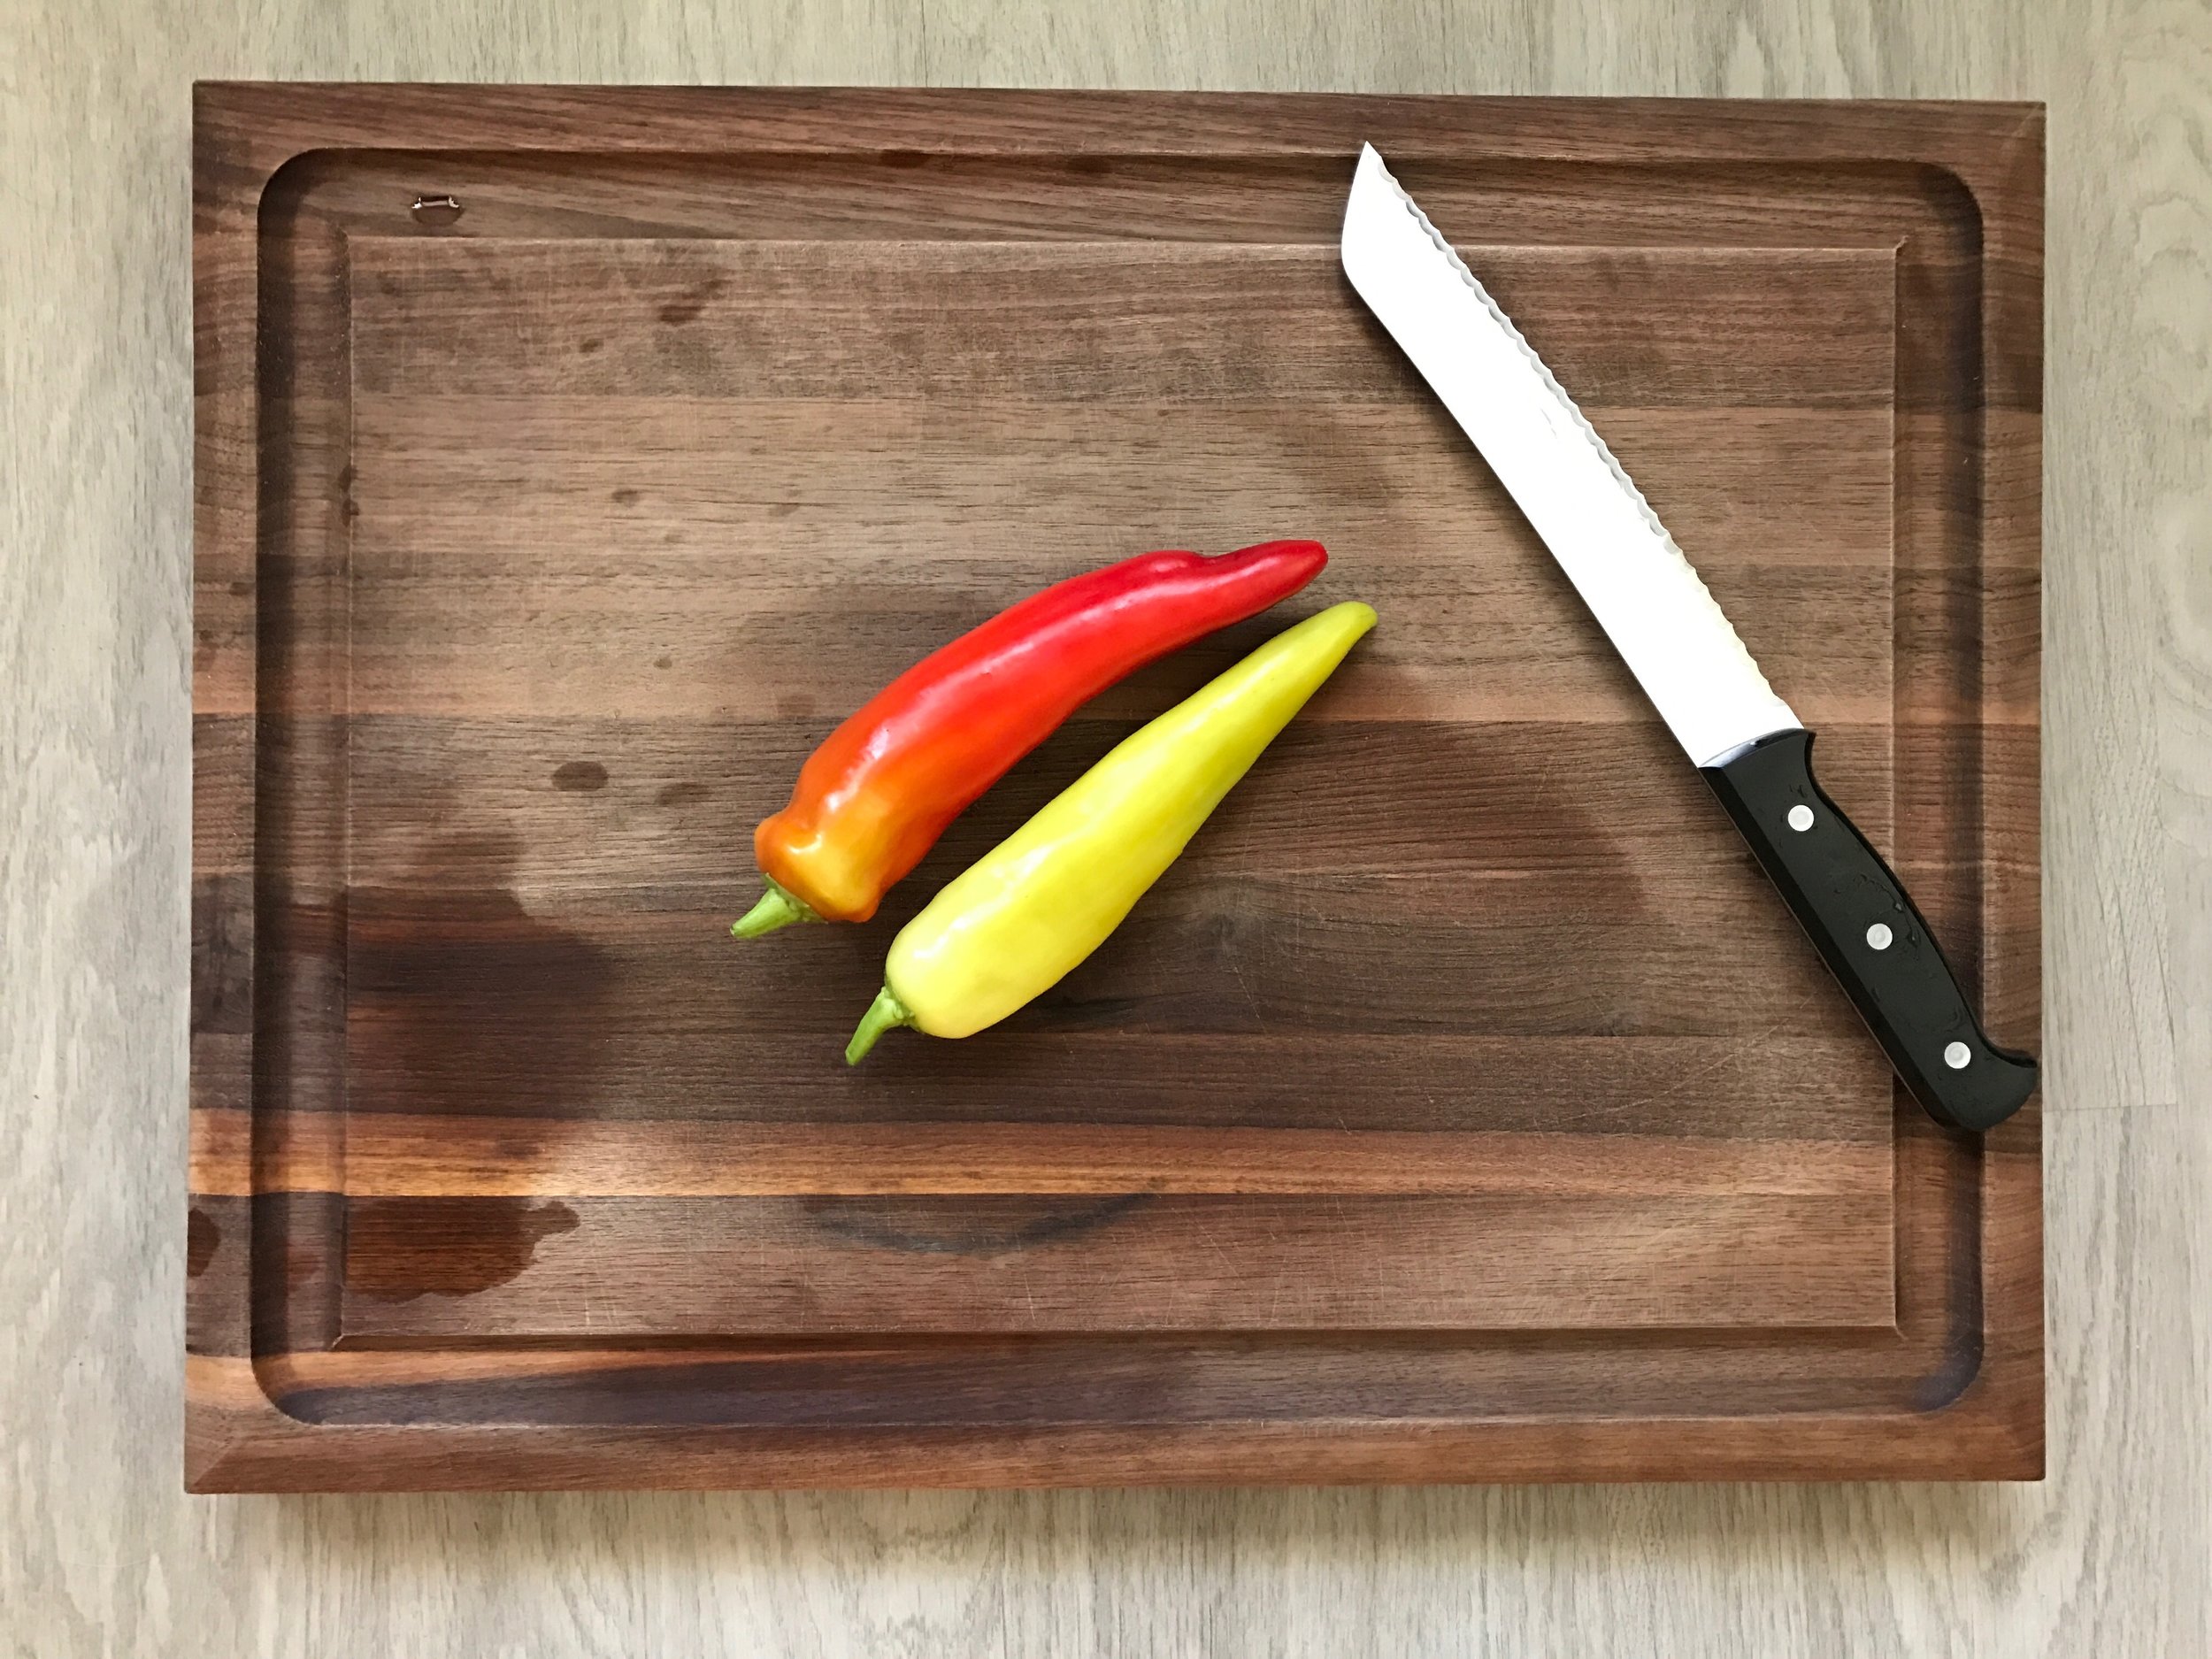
[731, 878, 821, 940]
[845, 987, 916, 1064]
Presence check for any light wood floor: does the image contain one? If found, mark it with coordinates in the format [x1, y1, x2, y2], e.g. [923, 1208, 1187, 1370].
[3, 0, 2206, 1653]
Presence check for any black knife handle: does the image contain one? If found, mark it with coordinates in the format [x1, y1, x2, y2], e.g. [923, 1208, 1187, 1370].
[1700, 729, 2037, 1133]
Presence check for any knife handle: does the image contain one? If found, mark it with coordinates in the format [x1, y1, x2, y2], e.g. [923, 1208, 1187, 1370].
[1701, 729, 2037, 1133]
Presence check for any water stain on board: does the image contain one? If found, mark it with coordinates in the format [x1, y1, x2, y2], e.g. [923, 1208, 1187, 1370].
[348, 1198, 580, 1301]
[343, 832, 612, 1304]
[657, 273, 726, 326]
[187, 1208, 220, 1278]
[552, 760, 608, 792]
[348, 832, 614, 1119]
[656, 780, 709, 807]
[800, 1194, 1153, 1256]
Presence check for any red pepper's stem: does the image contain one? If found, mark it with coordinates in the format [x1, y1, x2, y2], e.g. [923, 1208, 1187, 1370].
[844, 988, 915, 1064]
[731, 878, 821, 940]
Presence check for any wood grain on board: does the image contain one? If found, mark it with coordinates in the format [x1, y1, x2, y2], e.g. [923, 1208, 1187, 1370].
[188, 86, 2041, 1489]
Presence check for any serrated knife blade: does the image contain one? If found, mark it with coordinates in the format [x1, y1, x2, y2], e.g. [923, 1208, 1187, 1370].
[1340, 142, 2037, 1133]
[1340, 142, 1795, 769]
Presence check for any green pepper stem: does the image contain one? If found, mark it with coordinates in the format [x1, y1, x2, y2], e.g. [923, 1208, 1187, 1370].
[730, 878, 822, 940]
[845, 987, 916, 1064]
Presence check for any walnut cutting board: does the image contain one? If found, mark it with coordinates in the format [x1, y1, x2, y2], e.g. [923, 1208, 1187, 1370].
[188, 86, 2041, 1489]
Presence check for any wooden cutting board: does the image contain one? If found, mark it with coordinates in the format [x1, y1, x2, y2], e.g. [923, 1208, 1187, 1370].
[188, 86, 2042, 1489]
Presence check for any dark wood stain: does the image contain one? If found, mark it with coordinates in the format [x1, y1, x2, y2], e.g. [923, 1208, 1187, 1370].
[189, 873, 253, 1035]
[242, 1193, 347, 1357]
[189, 87, 2042, 1491]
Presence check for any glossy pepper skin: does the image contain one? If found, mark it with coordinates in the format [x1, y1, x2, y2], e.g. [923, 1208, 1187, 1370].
[733, 541, 1328, 936]
[846, 601, 1377, 1062]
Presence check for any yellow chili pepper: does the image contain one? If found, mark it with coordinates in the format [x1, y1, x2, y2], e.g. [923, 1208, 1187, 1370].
[845, 601, 1377, 1063]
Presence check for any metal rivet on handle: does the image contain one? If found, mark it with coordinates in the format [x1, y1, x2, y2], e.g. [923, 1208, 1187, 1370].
[1944, 1041, 1971, 1070]
[1865, 923, 1893, 950]
[1786, 804, 1814, 832]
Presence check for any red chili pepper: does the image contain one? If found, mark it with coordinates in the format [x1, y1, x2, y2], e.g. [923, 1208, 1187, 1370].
[733, 540, 1328, 936]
